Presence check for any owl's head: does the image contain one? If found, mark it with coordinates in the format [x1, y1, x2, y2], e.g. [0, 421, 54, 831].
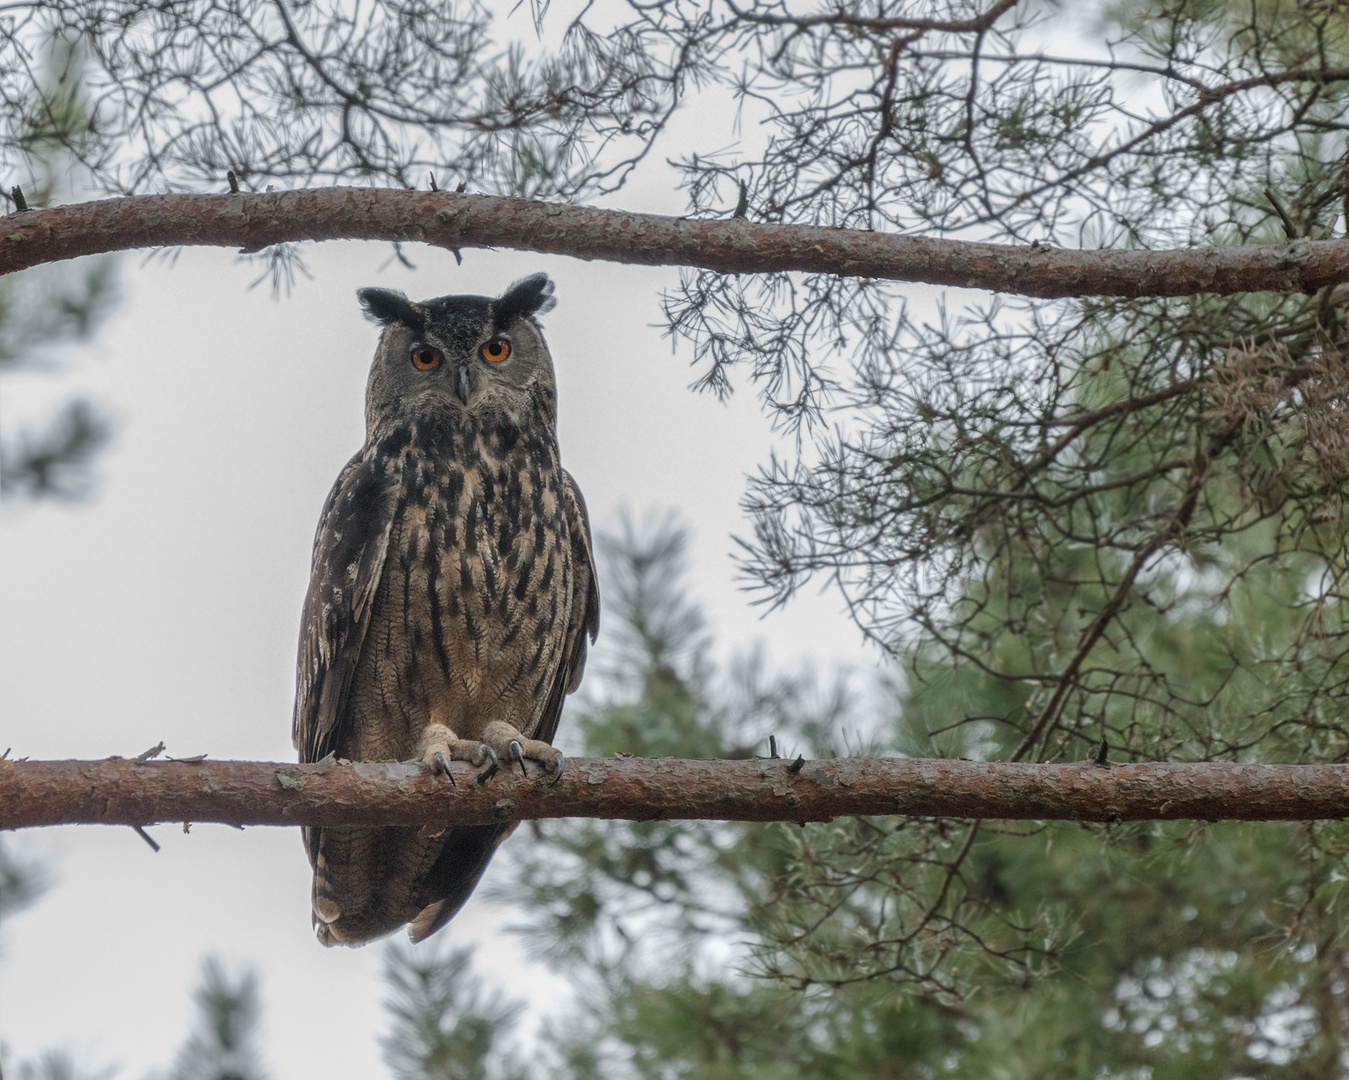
[357, 273, 559, 433]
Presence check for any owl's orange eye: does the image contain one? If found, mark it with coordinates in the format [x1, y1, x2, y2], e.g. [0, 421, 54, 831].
[480, 338, 511, 363]
[410, 345, 443, 371]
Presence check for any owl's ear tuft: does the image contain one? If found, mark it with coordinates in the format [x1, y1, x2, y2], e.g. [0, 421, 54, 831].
[495, 273, 556, 324]
[357, 288, 425, 330]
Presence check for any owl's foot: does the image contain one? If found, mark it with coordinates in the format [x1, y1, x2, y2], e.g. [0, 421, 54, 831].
[417, 724, 498, 787]
[481, 720, 565, 783]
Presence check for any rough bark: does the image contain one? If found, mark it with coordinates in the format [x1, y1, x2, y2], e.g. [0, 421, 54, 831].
[4, 756, 1349, 831]
[4, 189, 1349, 297]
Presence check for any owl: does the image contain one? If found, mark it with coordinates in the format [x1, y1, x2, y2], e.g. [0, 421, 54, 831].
[292, 273, 599, 947]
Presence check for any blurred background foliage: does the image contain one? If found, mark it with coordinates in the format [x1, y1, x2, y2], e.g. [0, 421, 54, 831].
[1, 36, 118, 502]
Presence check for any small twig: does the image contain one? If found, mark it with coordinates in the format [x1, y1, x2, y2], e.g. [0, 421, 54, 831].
[428, 173, 438, 191]
[787, 754, 806, 774]
[166, 753, 208, 762]
[1095, 736, 1110, 768]
[1341, 145, 1349, 240]
[227, 170, 240, 193]
[9, 185, 28, 212]
[769, 735, 780, 758]
[733, 179, 749, 219]
[136, 741, 166, 762]
[131, 825, 160, 852]
[1266, 187, 1300, 239]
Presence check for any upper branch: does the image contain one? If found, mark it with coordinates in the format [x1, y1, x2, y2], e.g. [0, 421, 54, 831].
[724, 0, 1021, 35]
[3, 188, 1349, 297]
[4, 756, 1349, 830]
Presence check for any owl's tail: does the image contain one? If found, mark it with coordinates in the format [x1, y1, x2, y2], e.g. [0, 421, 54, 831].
[407, 822, 518, 943]
[302, 820, 516, 946]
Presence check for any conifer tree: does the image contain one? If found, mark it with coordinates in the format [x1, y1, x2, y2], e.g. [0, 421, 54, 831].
[162, 958, 269, 1080]
[1, 36, 117, 500]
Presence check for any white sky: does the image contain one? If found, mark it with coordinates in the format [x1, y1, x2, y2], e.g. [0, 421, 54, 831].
[0, 233, 906, 1075]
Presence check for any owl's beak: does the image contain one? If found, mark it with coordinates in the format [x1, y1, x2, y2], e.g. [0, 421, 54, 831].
[454, 363, 475, 405]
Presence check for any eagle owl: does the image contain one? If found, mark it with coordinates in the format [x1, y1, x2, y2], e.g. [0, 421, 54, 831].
[293, 273, 599, 947]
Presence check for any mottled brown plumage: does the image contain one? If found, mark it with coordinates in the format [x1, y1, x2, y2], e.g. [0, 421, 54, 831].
[293, 274, 598, 946]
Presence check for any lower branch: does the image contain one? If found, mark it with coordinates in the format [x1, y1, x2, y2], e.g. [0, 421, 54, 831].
[3, 189, 1348, 297]
[3, 756, 1349, 830]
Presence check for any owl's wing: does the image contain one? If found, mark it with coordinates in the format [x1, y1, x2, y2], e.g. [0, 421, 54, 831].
[535, 467, 601, 745]
[292, 448, 398, 766]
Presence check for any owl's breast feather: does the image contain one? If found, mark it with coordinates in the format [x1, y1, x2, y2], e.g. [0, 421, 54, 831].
[366, 426, 574, 734]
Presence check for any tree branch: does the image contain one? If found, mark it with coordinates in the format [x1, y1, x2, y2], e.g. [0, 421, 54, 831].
[4, 756, 1349, 831]
[4, 189, 1349, 297]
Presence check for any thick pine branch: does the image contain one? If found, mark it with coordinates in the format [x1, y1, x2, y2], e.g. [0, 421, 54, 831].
[4, 190, 1349, 297]
[4, 756, 1349, 830]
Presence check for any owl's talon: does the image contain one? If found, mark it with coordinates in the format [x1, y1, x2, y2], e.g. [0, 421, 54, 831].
[417, 725, 498, 784]
[474, 744, 500, 783]
[481, 721, 564, 782]
[551, 751, 566, 784]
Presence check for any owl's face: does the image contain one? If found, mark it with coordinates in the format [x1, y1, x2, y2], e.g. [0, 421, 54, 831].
[357, 273, 559, 433]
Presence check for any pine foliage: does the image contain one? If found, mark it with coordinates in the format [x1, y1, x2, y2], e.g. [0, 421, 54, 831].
[452, 517, 1349, 1077]
[382, 944, 527, 1080]
[164, 957, 269, 1080]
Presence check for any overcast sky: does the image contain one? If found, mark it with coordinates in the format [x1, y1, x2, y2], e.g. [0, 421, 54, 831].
[0, 222, 913, 1074]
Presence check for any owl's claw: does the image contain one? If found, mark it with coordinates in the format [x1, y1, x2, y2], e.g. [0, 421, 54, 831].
[476, 745, 500, 784]
[418, 724, 498, 785]
[551, 751, 565, 784]
[481, 721, 564, 782]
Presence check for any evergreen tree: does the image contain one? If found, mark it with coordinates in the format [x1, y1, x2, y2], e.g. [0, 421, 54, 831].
[0, 35, 118, 500]
[162, 958, 269, 1080]
[11, 1050, 118, 1080]
[382, 944, 526, 1080]
[0, 837, 49, 940]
